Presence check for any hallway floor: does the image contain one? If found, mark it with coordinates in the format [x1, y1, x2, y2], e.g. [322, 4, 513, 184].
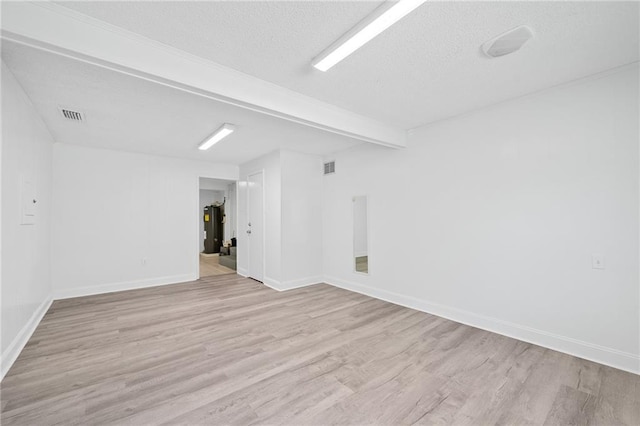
[199, 253, 235, 277]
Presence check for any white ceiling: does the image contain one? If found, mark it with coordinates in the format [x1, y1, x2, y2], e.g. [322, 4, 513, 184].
[55, 1, 639, 129]
[199, 178, 233, 191]
[1, 40, 363, 164]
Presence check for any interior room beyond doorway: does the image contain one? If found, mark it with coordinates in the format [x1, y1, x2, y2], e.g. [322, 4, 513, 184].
[199, 177, 238, 278]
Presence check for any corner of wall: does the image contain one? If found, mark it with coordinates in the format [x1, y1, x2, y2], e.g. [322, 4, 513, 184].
[263, 275, 323, 292]
[0, 296, 53, 380]
[1, 59, 56, 381]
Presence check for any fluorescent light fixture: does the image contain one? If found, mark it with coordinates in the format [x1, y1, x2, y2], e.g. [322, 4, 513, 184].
[312, 0, 426, 72]
[198, 123, 235, 150]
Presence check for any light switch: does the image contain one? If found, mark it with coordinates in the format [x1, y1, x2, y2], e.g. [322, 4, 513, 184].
[592, 254, 605, 270]
[20, 174, 36, 225]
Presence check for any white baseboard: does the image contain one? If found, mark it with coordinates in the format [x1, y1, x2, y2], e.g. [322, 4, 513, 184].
[323, 276, 640, 375]
[238, 270, 320, 292]
[262, 276, 282, 291]
[53, 274, 196, 300]
[1, 295, 53, 380]
[263, 275, 322, 292]
[281, 275, 323, 290]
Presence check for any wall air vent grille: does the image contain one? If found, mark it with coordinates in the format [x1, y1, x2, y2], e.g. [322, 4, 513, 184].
[59, 108, 84, 122]
[324, 161, 335, 175]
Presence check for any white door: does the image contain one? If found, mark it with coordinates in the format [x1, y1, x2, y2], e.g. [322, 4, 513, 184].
[247, 171, 264, 282]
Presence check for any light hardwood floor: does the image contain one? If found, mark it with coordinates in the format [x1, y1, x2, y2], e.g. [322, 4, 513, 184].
[1, 274, 638, 425]
[355, 256, 368, 273]
[199, 253, 235, 277]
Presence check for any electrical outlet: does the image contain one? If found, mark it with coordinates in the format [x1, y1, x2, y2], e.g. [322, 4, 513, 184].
[141, 257, 148, 266]
[592, 254, 605, 270]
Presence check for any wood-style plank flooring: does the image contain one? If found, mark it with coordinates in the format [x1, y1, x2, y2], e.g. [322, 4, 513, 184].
[355, 256, 368, 274]
[199, 253, 235, 277]
[1, 274, 639, 425]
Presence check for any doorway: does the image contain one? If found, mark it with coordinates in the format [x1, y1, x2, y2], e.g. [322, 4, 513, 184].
[198, 177, 237, 278]
[247, 171, 264, 282]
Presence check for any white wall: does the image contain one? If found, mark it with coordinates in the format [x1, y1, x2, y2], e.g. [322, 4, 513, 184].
[281, 150, 323, 286]
[353, 196, 368, 258]
[238, 150, 281, 284]
[238, 149, 323, 290]
[322, 65, 640, 373]
[1, 61, 55, 378]
[198, 189, 224, 252]
[52, 144, 238, 298]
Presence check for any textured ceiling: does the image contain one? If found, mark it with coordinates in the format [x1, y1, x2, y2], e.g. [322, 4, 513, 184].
[1, 41, 362, 164]
[55, 1, 639, 128]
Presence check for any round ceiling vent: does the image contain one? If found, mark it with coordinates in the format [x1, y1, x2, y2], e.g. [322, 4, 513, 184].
[482, 25, 534, 58]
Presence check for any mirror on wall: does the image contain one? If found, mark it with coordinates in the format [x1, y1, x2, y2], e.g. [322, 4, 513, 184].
[353, 195, 369, 274]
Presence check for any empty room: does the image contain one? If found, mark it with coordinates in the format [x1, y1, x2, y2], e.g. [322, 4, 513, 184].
[1, 1, 639, 425]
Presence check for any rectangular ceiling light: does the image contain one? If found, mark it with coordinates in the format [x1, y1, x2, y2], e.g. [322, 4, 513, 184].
[198, 123, 235, 150]
[312, 0, 427, 72]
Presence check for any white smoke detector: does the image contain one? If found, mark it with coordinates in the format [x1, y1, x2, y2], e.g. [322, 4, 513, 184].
[482, 26, 534, 58]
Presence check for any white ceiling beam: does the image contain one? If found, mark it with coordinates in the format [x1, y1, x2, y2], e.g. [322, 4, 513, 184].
[0, 2, 407, 148]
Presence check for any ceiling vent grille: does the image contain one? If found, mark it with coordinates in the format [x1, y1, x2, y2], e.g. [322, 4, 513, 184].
[59, 107, 84, 122]
[324, 161, 335, 175]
